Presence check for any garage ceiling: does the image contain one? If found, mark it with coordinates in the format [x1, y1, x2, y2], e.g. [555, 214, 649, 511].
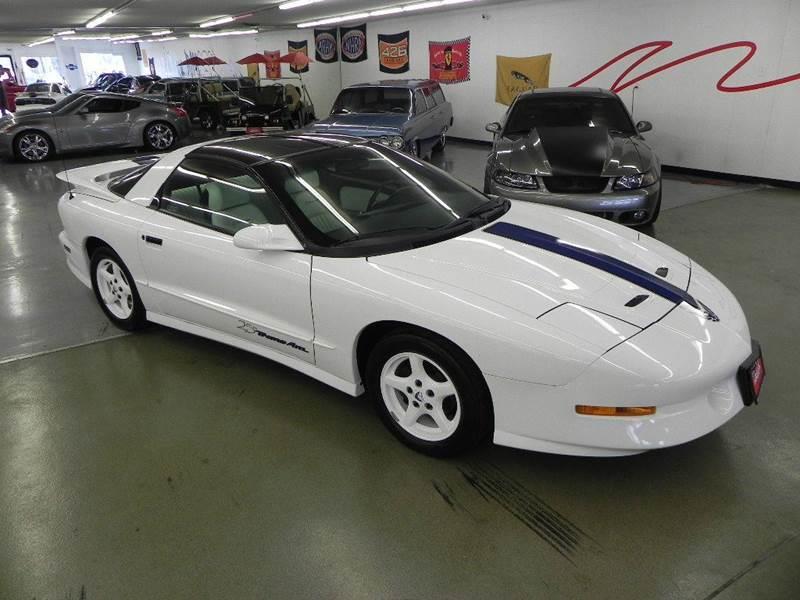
[0, 0, 520, 45]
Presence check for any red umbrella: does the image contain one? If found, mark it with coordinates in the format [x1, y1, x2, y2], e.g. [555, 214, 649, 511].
[204, 56, 227, 65]
[178, 56, 209, 66]
[237, 53, 270, 65]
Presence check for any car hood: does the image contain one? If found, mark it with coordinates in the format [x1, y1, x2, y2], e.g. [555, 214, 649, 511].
[368, 201, 692, 331]
[495, 127, 655, 176]
[306, 113, 408, 136]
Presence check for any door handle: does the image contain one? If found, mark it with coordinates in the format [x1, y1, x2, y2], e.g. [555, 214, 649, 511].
[142, 235, 163, 246]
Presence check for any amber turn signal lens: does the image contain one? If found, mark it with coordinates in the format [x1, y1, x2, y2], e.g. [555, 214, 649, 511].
[575, 405, 656, 417]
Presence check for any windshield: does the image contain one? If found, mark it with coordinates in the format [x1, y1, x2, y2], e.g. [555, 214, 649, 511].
[504, 96, 635, 135]
[332, 87, 411, 114]
[256, 144, 497, 247]
[26, 83, 51, 93]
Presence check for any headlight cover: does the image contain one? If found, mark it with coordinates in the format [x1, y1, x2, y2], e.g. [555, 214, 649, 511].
[614, 170, 659, 190]
[378, 135, 405, 150]
[493, 168, 539, 190]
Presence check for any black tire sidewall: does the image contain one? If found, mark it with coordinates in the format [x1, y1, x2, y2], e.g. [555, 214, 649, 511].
[90, 247, 147, 331]
[15, 130, 52, 162]
[366, 332, 492, 457]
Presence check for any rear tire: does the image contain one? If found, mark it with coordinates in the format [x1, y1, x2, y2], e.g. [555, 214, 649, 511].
[90, 247, 147, 331]
[198, 110, 216, 130]
[366, 332, 493, 457]
[15, 130, 53, 162]
[143, 121, 177, 152]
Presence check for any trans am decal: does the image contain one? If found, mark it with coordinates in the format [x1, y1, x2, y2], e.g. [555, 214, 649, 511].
[429, 37, 470, 84]
[288, 40, 310, 73]
[237, 320, 309, 353]
[379, 31, 410, 74]
[315, 28, 339, 63]
[340, 23, 367, 63]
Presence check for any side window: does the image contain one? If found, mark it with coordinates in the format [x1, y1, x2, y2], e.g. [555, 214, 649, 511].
[423, 88, 437, 109]
[158, 158, 285, 235]
[433, 87, 446, 105]
[121, 99, 140, 111]
[150, 83, 165, 93]
[84, 98, 124, 113]
[413, 90, 427, 115]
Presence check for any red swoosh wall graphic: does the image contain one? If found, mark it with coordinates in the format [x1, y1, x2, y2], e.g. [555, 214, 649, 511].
[571, 41, 800, 93]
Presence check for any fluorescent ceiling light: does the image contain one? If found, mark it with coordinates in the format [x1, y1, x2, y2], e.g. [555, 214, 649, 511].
[111, 33, 140, 40]
[63, 35, 112, 40]
[87, 10, 115, 29]
[27, 36, 55, 47]
[200, 15, 235, 28]
[280, 0, 325, 9]
[190, 28, 258, 38]
[147, 36, 177, 42]
[151, 30, 172, 36]
[55, 30, 76, 36]
[297, 0, 475, 27]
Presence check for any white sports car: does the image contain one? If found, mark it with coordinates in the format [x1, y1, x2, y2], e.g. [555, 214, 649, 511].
[14, 82, 71, 112]
[56, 133, 765, 457]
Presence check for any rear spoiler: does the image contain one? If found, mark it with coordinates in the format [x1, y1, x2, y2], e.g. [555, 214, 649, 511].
[56, 156, 160, 198]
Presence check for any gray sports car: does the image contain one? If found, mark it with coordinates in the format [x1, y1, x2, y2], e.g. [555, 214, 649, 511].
[0, 91, 191, 162]
[484, 88, 661, 225]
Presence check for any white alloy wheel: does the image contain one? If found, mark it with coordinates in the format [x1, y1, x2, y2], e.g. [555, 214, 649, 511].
[380, 351, 462, 442]
[146, 123, 174, 150]
[95, 258, 134, 320]
[18, 133, 50, 161]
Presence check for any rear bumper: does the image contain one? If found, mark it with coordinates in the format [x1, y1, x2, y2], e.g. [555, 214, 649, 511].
[487, 177, 660, 225]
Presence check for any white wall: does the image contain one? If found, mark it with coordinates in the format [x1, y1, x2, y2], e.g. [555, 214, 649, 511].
[334, 0, 800, 182]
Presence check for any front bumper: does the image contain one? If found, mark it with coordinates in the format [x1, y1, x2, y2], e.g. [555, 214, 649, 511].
[487, 176, 660, 225]
[487, 260, 754, 456]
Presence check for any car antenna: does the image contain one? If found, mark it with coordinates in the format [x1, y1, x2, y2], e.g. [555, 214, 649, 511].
[50, 111, 74, 199]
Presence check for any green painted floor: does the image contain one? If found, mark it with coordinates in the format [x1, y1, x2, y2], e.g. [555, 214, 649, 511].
[1, 153, 799, 598]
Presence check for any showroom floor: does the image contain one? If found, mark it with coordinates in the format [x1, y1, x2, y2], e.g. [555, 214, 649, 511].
[1, 137, 799, 599]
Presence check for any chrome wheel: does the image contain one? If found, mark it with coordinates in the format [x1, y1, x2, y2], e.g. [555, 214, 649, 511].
[146, 123, 174, 150]
[95, 258, 134, 320]
[380, 352, 461, 442]
[17, 133, 50, 161]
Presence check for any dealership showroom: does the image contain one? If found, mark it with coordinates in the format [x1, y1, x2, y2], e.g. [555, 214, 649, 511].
[1, 0, 799, 598]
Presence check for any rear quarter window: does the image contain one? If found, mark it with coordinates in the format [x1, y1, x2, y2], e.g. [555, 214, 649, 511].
[108, 163, 155, 197]
[433, 88, 446, 104]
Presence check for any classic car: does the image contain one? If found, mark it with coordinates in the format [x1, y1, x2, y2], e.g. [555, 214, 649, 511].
[137, 78, 243, 129]
[14, 82, 72, 112]
[485, 87, 662, 225]
[0, 91, 191, 162]
[305, 79, 452, 158]
[234, 81, 316, 131]
[55, 133, 764, 457]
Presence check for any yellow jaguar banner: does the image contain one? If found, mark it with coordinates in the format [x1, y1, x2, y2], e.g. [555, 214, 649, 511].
[496, 54, 551, 105]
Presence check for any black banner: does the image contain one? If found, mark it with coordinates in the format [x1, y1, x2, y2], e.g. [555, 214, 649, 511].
[340, 23, 367, 63]
[314, 28, 338, 63]
[288, 40, 309, 73]
[378, 31, 410, 74]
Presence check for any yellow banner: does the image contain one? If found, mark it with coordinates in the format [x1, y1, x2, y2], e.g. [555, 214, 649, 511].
[495, 54, 551, 105]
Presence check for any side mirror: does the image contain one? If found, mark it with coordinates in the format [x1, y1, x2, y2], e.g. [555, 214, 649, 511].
[485, 122, 501, 134]
[636, 120, 652, 133]
[233, 224, 303, 252]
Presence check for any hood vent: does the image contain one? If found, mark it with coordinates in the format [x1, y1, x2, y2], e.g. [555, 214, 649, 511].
[625, 294, 649, 307]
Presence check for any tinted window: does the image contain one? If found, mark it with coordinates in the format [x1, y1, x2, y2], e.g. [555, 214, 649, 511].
[26, 83, 50, 93]
[433, 88, 445, 104]
[255, 144, 490, 246]
[423, 88, 437, 109]
[108, 163, 155, 197]
[121, 99, 140, 111]
[505, 95, 635, 135]
[158, 158, 285, 235]
[413, 90, 427, 114]
[332, 87, 411, 114]
[85, 98, 125, 113]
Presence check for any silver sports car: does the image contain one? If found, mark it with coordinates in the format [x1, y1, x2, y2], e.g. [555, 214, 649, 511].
[484, 88, 661, 226]
[0, 91, 191, 162]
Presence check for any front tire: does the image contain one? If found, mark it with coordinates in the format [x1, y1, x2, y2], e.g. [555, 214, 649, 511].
[434, 129, 447, 152]
[366, 332, 493, 457]
[90, 247, 147, 331]
[15, 130, 52, 162]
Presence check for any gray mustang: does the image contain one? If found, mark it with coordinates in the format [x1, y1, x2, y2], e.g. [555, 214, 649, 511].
[0, 91, 191, 162]
[484, 88, 661, 225]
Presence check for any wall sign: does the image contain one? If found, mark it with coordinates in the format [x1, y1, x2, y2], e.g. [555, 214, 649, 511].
[429, 37, 470, 84]
[340, 23, 367, 63]
[287, 40, 309, 73]
[25, 59, 39, 69]
[495, 54, 551, 105]
[378, 31, 410, 74]
[265, 50, 281, 79]
[314, 28, 338, 63]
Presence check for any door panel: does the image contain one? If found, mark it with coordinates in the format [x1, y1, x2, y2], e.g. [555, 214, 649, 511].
[61, 98, 133, 148]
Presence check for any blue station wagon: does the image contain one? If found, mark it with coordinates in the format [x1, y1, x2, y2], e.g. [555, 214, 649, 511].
[305, 79, 453, 158]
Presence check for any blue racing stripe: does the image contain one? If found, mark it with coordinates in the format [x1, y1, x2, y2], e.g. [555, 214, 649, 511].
[485, 222, 699, 308]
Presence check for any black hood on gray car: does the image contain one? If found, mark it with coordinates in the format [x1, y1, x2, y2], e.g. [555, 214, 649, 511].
[493, 127, 656, 177]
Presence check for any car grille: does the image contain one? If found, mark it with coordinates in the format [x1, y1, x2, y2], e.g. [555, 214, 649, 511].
[542, 176, 609, 194]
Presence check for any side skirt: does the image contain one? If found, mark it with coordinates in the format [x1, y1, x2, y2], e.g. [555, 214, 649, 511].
[147, 311, 362, 397]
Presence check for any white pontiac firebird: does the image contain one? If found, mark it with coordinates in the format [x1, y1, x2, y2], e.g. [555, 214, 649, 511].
[56, 133, 765, 457]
